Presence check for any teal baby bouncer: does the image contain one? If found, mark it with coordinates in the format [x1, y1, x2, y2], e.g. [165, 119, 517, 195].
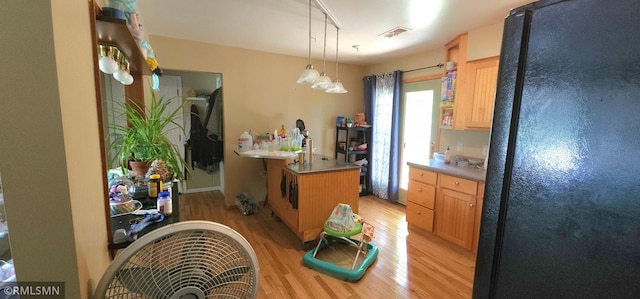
[302, 203, 378, 282]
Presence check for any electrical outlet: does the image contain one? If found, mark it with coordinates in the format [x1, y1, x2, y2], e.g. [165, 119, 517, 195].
[483, 145, 489, 156]
[457, 142, 463, 152]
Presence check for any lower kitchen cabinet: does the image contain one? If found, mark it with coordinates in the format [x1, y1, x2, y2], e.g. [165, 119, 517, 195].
[407, 166, 485, 252]
[406, 168, 437, 232]
[435, 187, 477, 250]
[472, 183, 485, 253]
[406, 201, 435, 232]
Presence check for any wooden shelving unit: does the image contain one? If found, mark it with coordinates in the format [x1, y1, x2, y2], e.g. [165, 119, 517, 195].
[335, 126, 371, 195]
[95, 15, 151, 76]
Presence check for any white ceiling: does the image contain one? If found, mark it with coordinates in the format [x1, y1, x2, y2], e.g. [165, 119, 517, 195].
[136, 0, 531, 65]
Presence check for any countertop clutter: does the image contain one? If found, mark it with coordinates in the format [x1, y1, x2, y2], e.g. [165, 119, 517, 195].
[407, 159, 486, 182]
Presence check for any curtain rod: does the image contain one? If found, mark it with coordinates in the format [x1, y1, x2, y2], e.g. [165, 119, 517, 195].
[404, 63, 444, 73]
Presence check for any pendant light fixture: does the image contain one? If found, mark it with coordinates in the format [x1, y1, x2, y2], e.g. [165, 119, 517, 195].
[296, 0, 320, 84]
[98, 45, 119, 75]
[326, 27, 348, 93]
[311, 13, 332, 90]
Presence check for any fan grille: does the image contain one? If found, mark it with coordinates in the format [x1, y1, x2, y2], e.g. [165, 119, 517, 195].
[100, 223, 257, 298]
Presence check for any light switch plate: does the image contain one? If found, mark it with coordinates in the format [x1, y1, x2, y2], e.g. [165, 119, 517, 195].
[457, 142, 463, 152]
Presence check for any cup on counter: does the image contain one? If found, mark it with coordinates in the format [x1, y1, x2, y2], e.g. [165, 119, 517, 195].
[298, 152, 305, 166]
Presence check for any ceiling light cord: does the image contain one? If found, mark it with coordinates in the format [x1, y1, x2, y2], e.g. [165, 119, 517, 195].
[297, 0, 320, 84]
[322, 13, 327, 72]
[334, 28, 340, 79]
[307, 0, 312, 66]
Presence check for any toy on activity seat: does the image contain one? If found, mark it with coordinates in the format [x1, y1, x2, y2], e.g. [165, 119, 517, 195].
[302, 203, 378, 282]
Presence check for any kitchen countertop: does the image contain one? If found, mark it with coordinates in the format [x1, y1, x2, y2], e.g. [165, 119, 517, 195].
[234, 149, 298, 159]
[287, 154, 361, 174]
[408, 159, 486, 182]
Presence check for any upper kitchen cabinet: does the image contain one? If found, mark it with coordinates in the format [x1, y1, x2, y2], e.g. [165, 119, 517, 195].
[439, 34, 468, 130]
[464, 56, 499, 130]
[438, 30, 501, 132]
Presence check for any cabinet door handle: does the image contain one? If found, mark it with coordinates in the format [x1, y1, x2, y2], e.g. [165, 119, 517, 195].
[417, 211, 421, 215]
[469, 203, 474, 207]
[419, 173, 424, 176]
[417, 188, 422, 192]
[455, 181, 460, 185]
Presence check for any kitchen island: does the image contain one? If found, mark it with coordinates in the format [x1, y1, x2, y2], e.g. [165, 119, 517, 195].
[267, 154, 361, 247]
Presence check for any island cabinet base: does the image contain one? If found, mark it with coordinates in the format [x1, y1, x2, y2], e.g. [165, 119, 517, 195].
[266, 158, 360, 245]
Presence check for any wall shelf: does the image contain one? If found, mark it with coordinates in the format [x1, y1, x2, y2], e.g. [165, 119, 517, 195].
[95, 15, 151, 76]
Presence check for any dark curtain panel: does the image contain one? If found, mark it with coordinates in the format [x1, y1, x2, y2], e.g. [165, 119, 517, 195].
[387, 70, 402, 201]
[363, 75, 376, 195]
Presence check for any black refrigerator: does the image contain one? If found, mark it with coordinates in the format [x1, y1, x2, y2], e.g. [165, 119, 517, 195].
[474, 0, 640, 298]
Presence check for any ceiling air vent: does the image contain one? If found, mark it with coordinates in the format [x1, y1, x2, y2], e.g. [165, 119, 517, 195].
[379, 26, 411, 38]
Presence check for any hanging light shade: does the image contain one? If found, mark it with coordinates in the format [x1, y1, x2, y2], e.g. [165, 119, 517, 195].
[311, 13, 332, 90]
[113, 58, 129, 82]
[98, 45, 119, 75]
[116, 60, 134, 85]
[297, 0, 320, 84]
[326, 27, 348, 93]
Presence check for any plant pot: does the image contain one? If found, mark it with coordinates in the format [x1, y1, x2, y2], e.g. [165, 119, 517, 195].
[129, 161, 151, 177]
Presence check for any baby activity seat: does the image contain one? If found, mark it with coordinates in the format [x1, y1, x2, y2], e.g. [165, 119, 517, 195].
[302, 203, 378, 282]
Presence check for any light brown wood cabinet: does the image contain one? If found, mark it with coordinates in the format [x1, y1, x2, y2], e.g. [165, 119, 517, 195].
[465, 56, 499, 130]
[435, 174, 478, 250]
[472, 183, 485, 253]
[406, 168, 437, 232]
[407, 166, 485, 252]
[266, 158, 360, 245]
[436, 35, 499, 151]
[438, 34, 468, 131]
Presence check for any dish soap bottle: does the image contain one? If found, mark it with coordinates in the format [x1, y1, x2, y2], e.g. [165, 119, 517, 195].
[444, 146, 451, 164]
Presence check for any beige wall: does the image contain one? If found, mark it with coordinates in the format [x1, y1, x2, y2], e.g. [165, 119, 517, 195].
[365, 22, 504, 159]
[52, 0, 111, 295]
[149, 36, 366, 205]
[364, 48, 445, 80]
[150, 21, 505, 203]
[467, 22, 504, 61]
[0, 1, 109, 298]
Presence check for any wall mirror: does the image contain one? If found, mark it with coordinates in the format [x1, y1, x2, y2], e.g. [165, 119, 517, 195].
[99, 70, 224, 194]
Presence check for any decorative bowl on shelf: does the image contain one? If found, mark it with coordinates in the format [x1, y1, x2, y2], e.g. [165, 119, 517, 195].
[358, 144, 367, 150]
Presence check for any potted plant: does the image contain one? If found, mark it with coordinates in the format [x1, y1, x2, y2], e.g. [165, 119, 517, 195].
[109, 88, 187, 181]
[345, 118, 354, 127]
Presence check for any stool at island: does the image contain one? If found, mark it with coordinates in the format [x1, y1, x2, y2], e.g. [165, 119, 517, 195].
[302, 203, 378, 282]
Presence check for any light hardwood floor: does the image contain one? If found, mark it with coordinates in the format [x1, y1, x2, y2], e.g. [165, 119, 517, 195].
[180, 191, 476, 298]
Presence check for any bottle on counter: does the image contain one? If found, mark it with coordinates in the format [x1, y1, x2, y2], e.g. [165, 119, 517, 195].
[444, 146, 451, 164]
[238, 131, 253, 152]
[306, 137, 313, 165]
[157, 191, 172, 216]
[148, 174, 162, 199]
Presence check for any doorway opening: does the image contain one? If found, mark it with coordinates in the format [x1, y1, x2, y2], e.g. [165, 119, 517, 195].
[160, 70, 224, 194]
[398, 88, 436, 204]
